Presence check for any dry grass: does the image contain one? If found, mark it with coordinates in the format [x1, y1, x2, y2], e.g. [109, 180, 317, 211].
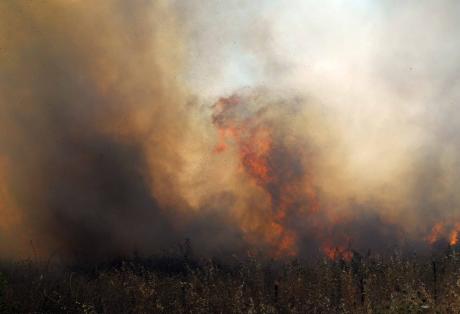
[1, 247, 460, 313]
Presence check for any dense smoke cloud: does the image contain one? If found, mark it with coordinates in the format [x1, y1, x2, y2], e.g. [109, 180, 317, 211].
[0, 0, 244, 259]
[180, 0, 460, 254]
[1, 1, 460, 260]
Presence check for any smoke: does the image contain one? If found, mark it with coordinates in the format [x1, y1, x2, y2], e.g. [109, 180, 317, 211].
[1, 1, 460, 260]
[0, 0, 244, 259]
[179, 0, 460, 256]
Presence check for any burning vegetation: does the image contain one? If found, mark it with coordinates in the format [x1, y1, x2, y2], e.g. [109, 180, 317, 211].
[3, 1, 460, 312]
[0, 0, 460, 265]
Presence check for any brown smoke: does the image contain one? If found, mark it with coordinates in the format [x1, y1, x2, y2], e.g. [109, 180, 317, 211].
[1, 1, 460, 261]
[0, 1, 244, 260]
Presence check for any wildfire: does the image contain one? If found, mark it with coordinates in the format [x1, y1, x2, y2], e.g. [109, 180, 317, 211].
[426, 222, 460, 246]
[322, 244, 353, 262]
[450, 223, 460, 246]
[426, 222, 444, 245]
[211, 93, 345, 258]
[212, 95, 299, 256]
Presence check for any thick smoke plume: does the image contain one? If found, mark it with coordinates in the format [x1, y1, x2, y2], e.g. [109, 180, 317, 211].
[0, 0, 244, 259]
[1, 1, 460, 260]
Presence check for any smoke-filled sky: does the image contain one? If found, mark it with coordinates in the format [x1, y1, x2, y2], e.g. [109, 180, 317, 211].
[1, 0, 460, 260]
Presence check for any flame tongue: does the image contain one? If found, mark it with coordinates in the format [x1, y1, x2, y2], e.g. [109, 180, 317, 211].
[425, 222, 460, 246]
[212, 93, 317, 256]
[211, 92, 398, 261]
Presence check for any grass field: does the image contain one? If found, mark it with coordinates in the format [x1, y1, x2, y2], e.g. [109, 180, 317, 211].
[1, 247, 459, 313]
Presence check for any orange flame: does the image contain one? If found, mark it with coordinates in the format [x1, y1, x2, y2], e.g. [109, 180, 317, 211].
[450, 223, 460, 246]
[212, 93, 356, 259]
[322, 244, 353, 262]
[425, 222, 460, 246]
[212, 95, 299, 256]
[426, 222, 445, 245]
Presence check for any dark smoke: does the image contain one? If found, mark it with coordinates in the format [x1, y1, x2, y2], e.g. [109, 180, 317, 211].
[2, 1, 460, 261]
[0, 1, 244, 260]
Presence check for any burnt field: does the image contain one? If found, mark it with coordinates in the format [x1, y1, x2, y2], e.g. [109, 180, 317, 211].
[1, 247, 460, 313]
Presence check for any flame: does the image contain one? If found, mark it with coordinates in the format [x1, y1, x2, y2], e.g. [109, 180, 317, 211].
[211, 93, 363, 259]
[322, 244, 353, 262]
[426, 222, 445, 245]
[212, 95, 301, 256]
[211, 94, 341, 257]
[425, 222, 460, 246]
[212, 96, 273, 185]
[450, 223, 460, 246]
